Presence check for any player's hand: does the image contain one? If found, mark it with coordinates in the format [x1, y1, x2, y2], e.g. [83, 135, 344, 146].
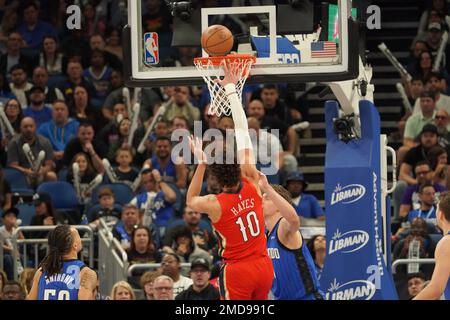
[189, 135, 207, 164]
[216, 61, 240, 87]
[258, 171, 270, 192]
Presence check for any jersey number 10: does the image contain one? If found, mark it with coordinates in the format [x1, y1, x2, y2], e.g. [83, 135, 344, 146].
[235, 211, 261, 242]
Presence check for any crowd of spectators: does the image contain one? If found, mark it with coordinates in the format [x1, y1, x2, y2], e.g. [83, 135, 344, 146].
[0, 0, 321, 301]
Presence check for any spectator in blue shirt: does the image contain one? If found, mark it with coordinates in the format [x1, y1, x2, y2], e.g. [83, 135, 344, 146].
[130, 168, 177, 238]
[38, 100, 79, 161]
[285, 171, 325, 221]
[17, 2, 58, 57]
[23, 86, 52, 129]
[407, 182, 440, 234]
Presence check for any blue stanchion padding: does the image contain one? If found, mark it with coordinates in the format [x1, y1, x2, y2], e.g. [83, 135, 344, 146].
[320, 100, 398, 300]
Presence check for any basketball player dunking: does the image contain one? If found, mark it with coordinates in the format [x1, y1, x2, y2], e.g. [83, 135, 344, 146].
[259, 172, 323, 300]
[27, 225, 97, 300]
[186, 63, 273, 300]
[414, 192, 450, 300]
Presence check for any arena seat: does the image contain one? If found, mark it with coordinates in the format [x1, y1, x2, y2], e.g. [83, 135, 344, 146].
[4, 167, 34, 193]
[16, 203, 36, 226]
[36, 182, 81, 224]
[90, 183, 134, 205]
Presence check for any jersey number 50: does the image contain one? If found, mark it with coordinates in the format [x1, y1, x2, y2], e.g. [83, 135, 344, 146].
[235, 211, 260, 242]
[44, 289, 70, 300]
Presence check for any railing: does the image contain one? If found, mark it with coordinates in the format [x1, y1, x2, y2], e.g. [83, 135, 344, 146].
[391, 258, 435, 274]
[11, 225, 94, 280]
[98, 218, 129, 296]
[127, 263, 192, 278]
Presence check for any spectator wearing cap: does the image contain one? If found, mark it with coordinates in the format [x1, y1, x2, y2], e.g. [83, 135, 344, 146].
[0, 207, 24, 279]
[9, 65, 33, 108]
[426, 22, 446, 57]
[37, 100, 80, 161]
[394, 125, 440, 219]
[89, 187, 121, 229]
[285, 172, 325, 221]
[32, 66, 65, 105]
[404, 91, 437, 148]
[413, 72, 450, 115]
[176, 258, 220, 300]
[23, 86, 52, 129]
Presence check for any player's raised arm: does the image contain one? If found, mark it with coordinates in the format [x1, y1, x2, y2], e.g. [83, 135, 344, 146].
[78, 268, 97, 300]
[413, 236, 450, 300]
[218, 62, 259, 186]
[186, 136, 221, 222]
[259, 171, 301, 234]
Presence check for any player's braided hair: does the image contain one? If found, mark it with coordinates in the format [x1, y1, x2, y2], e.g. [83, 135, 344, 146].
[39, 225, 74, 277]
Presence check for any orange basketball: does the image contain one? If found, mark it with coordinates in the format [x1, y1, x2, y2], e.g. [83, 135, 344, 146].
[201, 25, 234, 56]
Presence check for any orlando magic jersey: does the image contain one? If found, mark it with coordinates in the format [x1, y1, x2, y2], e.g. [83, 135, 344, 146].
[38, 260, 85, 300]
[445, 232, 450, 300]
[267, 218, 323, 300]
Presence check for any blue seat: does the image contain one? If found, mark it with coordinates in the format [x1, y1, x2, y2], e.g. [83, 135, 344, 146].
[37, 182, 78, 210]
[3, 167, 34, 193]
[16, 203, 36, 226]
[58, 168, 68, 181]
[91, 183, 134, 205]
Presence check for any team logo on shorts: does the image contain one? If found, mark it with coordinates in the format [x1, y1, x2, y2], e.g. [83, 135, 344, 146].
[144, 32, 159, 65]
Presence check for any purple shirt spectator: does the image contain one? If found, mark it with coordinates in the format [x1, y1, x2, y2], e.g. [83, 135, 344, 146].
[401, 183, 447, 211]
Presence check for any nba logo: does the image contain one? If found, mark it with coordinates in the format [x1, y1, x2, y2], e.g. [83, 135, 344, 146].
[144, 32, 159, 65]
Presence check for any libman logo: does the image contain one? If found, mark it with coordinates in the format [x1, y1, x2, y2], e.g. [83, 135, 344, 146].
[326, 279, 376, 300]
[330, 183, 366, 205]
[329, 229, 369, 255]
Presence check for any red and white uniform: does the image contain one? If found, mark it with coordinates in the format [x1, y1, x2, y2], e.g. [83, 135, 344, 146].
[213, 177, 274, 300]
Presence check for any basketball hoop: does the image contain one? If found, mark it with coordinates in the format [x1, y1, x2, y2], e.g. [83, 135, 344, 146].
[194, 54, 256, 117]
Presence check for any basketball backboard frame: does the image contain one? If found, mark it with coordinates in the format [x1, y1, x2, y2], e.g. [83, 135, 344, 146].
[123, 0, 360, 87]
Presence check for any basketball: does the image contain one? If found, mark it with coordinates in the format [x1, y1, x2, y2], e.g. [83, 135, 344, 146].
[201, 25, 234, 56]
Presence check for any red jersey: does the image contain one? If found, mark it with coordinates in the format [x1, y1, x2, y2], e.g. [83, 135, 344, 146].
[213, 178, 269, 263]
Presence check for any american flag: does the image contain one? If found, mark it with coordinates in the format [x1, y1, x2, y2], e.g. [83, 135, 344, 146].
[311, 41, 337, 58]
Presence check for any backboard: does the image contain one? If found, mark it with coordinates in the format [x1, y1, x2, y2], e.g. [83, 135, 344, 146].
[123, 0, 360, 87]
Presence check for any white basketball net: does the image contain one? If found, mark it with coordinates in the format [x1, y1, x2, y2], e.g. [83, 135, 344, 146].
[194, 55, 255, 117]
